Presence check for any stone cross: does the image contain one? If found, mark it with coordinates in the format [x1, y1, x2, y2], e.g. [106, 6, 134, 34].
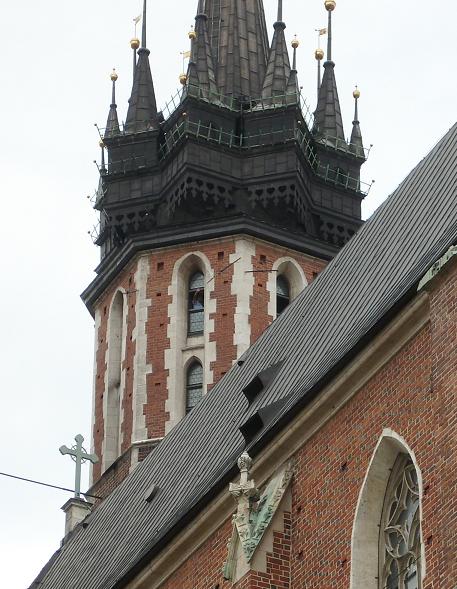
[59, 434, 99, 498]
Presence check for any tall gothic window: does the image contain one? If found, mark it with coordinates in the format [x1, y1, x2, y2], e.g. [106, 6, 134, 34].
[276, 275, 290, 315]
[379, 456, 422, 589]
[188, 271, 205, 335]
[186, 361, 203, 413]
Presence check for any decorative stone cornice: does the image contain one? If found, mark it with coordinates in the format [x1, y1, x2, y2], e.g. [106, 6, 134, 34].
[417, 245, 457, 291]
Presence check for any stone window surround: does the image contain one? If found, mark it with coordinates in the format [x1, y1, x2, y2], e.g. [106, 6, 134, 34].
[350, 429, 426, 589]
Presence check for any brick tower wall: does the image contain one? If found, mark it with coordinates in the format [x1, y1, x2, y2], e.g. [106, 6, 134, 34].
[90, 236, 327, 491]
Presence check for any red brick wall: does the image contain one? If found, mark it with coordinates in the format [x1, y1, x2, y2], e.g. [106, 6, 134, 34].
[160, 512, 291, 589]
[250, 245, 327, 344]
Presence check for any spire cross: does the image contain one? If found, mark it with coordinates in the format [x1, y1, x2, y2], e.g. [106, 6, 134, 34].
[59, 434, 99, 499]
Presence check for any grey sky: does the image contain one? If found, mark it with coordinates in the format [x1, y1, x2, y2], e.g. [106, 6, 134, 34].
[0, 1, 455, 587]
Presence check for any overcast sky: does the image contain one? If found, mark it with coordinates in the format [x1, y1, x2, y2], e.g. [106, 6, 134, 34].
[0, 1, 456, 587]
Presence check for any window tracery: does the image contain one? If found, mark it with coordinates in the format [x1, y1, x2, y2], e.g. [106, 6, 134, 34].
[379, 456, 421, 589]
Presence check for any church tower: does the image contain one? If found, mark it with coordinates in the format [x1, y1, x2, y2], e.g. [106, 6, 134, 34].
[84, 0, 367, 496]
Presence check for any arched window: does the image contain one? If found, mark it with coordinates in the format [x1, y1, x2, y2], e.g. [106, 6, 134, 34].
[188, 271, 205, 335]
[186, 361, 203, 414]
[276, 275, 290, 315]
[105, 290, 125, 469]
[379, 456, 421, 589]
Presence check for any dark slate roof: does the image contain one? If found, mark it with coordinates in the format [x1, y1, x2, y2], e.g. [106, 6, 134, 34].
[206, 0, 270, 98]
[33, 123, 457, 589]
[187, 10, 218, 98]
[314, 61, 345, 141]
[105, 80, 120, 139]
[124, 46, 159, 134]
[261, 21, 291, 101]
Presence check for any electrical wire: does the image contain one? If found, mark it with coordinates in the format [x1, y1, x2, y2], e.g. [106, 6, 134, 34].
[0, 471, 102, 500]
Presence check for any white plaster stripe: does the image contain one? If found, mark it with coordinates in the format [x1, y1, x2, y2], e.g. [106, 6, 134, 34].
[89, 308, 102, 486]
[231, 239, 255, 359]
[131, 256, 152, 451]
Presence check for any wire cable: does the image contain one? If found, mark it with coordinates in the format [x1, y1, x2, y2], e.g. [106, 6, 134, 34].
[0, 471, 102, 500]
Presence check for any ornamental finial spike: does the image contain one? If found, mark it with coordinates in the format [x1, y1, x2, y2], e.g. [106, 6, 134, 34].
[353, 85, 361, 100]
[237, 452, 252, 473]
[325, 0, 336, 11]
[291, 35, 300, 50]
[110, 68, 118, 82]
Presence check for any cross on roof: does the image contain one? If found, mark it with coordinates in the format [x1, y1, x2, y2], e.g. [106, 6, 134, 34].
[59, 434, 99, 498]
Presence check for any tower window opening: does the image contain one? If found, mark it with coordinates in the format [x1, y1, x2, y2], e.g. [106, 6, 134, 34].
[186, 361, 203, 414]
[188, 271, 205, 335]
[276, 275, 290, 315]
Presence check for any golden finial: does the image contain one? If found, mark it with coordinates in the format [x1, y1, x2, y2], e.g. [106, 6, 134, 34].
[130, 37, 140, 50]
[291, 35, 300, 49]
[315, 48, 325, 61]
[325, 0, 336, 11]
[110, 68, 118, 82]
[353, 86, 361, 100]
[99, 139, 105, 149]
[179, 73, 188, 86]
[188, 26, 197, 41]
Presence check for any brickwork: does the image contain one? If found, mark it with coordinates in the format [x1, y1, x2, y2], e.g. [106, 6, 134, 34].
[143, 266, 457, 589]
[91, 236, 328, 488]
[250, 244, 327, 344]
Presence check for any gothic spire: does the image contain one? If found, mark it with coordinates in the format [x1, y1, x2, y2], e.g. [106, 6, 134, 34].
[285, 36, 300, 104]
[105, 69, 120, 138]
[313, 1, 345, 142]
[261, 0, 291, 103]
[187, 0, 218, 99]
[205, 0, 270, 99]
[125, 0, 159, 134]
[350, 87, 365, 158]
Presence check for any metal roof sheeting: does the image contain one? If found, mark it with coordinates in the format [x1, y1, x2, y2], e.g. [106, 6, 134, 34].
[33, 123, 457, 589]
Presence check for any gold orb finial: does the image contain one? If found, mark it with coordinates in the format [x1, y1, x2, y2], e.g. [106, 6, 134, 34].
[188, 26, 197, 41]
[315, 48, 325, 61]
[130, 37, 140, 50]
[291, 35, 300, 49]
[179, 73, 188, 86]
[99, 139, 105, 149]
[110, 68, 118, 82]
[325, 0, 336, 11]
[353, 86, 361, 100]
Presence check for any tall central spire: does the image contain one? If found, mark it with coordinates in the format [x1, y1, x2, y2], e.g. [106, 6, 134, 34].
[205, 0, 270, 99]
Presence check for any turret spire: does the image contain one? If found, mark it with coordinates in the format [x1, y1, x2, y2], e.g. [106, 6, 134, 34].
[350, 87, 365, 158]
[286, 36, 300, 104]
[313, 1, 345, 143]
[187, 0, 218, 99]
[261, 0, 291, 103]
[105, 69, 120, 138]
[125, 0, 159, 134]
